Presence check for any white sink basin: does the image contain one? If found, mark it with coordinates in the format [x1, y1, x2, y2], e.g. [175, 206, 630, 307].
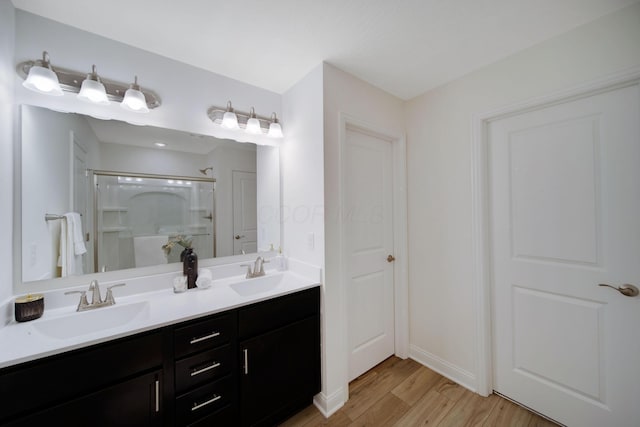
[230, 273, 285, 296]
[32, 301, 150, 340]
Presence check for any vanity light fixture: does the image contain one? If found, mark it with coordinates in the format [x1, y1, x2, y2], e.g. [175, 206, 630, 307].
[121, 76, 149, 113]
[246, 107, 261, 134]
[16, 51, 161, 111]
[22, 51, 63, 96]
[77, 65, 109, 105]
[221, 101, 239, 129]
[268, 113, 283, 138]
[207, 102, 284, 139]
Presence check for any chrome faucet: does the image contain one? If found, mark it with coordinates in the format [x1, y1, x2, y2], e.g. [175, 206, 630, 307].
[65, 280, 126, 312]
[240, 256, 270, 279]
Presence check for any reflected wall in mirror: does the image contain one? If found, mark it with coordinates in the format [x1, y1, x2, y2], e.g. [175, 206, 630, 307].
[20, 104, 279, 284]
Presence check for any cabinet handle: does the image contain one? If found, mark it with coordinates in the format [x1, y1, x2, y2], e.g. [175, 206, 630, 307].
[190, 361, 221, 377]
[243, 348, 249, 375]
[189, 331, 220, 344]
[191, 394, 221, 412]
[155, 380, 160, 413]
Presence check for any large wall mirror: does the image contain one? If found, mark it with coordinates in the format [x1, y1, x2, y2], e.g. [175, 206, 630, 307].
[19, 104, 280, 286]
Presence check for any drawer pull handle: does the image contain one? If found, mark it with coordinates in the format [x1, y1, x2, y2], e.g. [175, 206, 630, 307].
[190, 331, 220, 344]
[191, 394, 221, 412]
[190, 362, 221, 377]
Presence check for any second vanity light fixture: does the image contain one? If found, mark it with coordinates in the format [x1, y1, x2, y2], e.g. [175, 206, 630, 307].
[17, 51, 160, 112]
[208, 101, 284, 139]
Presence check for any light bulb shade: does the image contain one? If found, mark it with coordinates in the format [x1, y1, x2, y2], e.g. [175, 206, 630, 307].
[78, 78, 109, 105]
[121, 87, 149, 112]
[23, 65, 63, 96]
[268, 122, 283, 138]
[222, 111, 239, 129]
[246, 117, 262, 134]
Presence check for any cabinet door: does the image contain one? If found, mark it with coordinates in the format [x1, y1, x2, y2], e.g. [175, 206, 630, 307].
[5, 370, 163, 427]
[239, 316, 320, 426]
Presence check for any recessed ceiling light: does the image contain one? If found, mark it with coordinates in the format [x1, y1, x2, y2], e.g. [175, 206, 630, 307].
[154, 141, 167, 147]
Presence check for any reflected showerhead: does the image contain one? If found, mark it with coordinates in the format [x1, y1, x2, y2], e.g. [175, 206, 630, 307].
[199, 167, 213, 176]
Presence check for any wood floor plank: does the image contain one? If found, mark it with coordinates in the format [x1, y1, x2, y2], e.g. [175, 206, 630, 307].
[391, 366, 442, 406]
[437, 389, 500, 427]
[527, 416, 560, 427]
[278, 357, 558, 427]
[279, 405, 322, 427]
[341, 358, 421, 420]
[433, 376, 467, 403]
[483, 399, 533, 426]
[348, 393, 410, 427]
[392, 389, 454, 426]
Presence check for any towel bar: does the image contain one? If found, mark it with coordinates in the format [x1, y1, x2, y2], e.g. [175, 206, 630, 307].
[45, 213, 82, 221]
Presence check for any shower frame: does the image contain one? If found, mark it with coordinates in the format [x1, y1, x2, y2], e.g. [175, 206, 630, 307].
[90, 169, 216, 273]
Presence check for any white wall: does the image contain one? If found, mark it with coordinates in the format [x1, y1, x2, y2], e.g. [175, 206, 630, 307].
[281, 65, 325, 267]
[404, 2, 640, 390]
[320, 63, 405, 412]
[99, 143, 209, 177]
[0, 0, 15, 309]
[20, 106, 100, 282]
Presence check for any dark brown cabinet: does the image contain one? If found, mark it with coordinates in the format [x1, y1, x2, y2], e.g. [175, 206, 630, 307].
[0, 285, 320, 427]
[239, 287, 321, 426]
[0, 331, 164, 426]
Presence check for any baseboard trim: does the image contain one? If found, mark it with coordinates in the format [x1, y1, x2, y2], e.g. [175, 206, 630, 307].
[313, 387, 345, 418]
[409, 344, 477, 393]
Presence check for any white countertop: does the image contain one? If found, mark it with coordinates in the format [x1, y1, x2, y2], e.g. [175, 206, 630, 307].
[0, 258, 321, 370]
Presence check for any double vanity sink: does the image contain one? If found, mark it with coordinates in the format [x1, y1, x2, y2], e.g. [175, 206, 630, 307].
[0, 262, 320, 369]
[0, 259, 322, 426]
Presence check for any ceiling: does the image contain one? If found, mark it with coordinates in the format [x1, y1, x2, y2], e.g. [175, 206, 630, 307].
[11, 0, 638, 100]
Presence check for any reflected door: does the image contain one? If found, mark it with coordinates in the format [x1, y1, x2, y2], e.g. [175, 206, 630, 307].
[232, 171, 257, 255]
[489, 83, 640, 426]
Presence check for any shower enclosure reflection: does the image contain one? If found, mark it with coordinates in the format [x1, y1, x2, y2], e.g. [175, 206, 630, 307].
[93, 172, 215, 272]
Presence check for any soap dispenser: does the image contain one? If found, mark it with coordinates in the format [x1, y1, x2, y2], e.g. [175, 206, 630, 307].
[183, 248, 198, 289]
[275, 246, 286, 271]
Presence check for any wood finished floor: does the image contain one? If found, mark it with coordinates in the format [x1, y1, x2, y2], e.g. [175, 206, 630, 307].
[279, 357, 558, 427]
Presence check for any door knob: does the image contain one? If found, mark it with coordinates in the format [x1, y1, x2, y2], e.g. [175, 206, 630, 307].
[598, 283, 639, 297]
[387, 255, 396, 263]
[235, 235, 245, 240]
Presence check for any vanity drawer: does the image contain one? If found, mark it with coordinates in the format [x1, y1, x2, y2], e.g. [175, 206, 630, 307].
[174, 313, 235, 358]
[175, 374, 234, 426]
[175, 344, 233, 393]
[238, 286, 320, 339]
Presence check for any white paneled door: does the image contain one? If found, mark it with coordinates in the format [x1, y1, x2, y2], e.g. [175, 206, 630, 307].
[345, 126, 395, 381]
[489, 83, 640, 426]
[232, 171, 257, 255]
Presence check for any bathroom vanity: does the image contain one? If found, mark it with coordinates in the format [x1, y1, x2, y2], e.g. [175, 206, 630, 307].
[0, 272, 321, 427]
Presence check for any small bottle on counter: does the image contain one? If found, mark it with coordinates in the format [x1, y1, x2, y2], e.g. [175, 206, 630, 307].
[275, 246, 287, 271]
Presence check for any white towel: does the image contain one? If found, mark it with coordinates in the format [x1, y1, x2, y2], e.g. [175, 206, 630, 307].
[196, 268, 212, 288]
[57, 212, 86, 277]
[133, 235, 169, 267]
[65, 212, 87, 255]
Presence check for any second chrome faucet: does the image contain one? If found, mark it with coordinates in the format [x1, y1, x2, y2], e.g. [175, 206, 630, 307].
[240, 256, 270, 279]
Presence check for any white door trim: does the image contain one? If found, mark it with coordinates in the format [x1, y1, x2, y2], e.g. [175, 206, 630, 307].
[471, 67, 640, 397]
[338, 112, 409, 395]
